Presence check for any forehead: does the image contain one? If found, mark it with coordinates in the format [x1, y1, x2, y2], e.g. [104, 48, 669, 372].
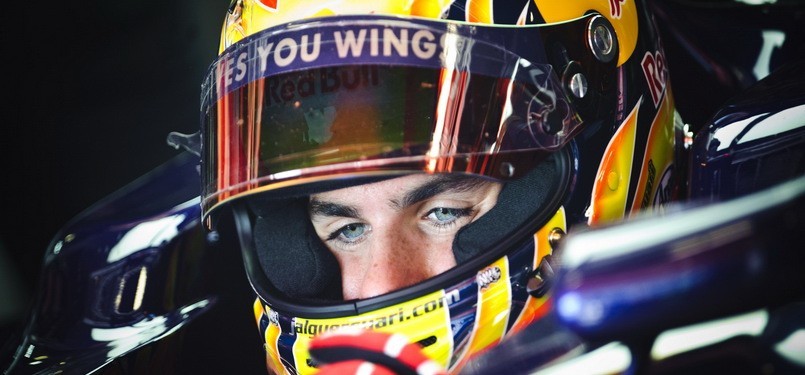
[309, 173, 498, 210]
[313, 174, 435, 199]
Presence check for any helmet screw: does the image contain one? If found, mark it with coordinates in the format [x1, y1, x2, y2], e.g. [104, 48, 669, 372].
[588, 15, 617, 63]
[527, 274, 546, 292]
[526, 254, 556, 298]
[548, 228, 566, 250]
[500, 162, 515, 177]
[569, 73, 588, 99]
[207, 230, 220, 244]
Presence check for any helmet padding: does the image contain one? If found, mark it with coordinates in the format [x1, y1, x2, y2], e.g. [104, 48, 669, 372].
[247, 152, 566, 301]
[252, 198, 344, 301]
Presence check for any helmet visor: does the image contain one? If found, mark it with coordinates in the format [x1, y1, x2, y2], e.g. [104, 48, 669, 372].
[201, 15, 605, 217]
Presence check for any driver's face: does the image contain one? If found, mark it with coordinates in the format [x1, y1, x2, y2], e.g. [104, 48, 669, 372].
[309, 174, 502, 300]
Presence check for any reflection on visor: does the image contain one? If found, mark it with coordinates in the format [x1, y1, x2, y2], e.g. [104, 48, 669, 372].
[201, 16, 587, 216]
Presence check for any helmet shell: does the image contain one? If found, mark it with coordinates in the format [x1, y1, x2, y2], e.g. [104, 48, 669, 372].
[202, 0, 685, 373]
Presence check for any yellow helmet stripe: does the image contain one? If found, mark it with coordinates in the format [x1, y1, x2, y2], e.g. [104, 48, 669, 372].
[588, 98, 640, 225]
[509, 207, 566, 334]
[450, 256, 511, 372]
[630, 88, 676, 214]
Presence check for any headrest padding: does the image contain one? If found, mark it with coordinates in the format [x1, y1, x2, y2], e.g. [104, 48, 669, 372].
[453, 155, 559, 263]
[251, 197, 343, 300]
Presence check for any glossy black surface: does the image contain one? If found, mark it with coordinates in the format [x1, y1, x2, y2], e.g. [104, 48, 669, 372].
[4, 1, 805, 374]
[554, 174, 805, 341]
[1, 153, 264, 374]
[689, 59, 805, 201]
[651, 0, 805, 131]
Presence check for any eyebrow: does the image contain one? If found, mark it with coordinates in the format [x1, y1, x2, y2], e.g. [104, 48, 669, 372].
[309, 200, 360, 219]
[394, 174, 486, 209]
[308, 174, 489, 219]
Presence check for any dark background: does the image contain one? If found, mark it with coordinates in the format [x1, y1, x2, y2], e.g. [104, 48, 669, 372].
[3, 0, 804, 372]
[2, 0, 235, 356]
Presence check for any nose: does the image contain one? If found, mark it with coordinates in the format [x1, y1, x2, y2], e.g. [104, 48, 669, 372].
[356, 231, 433, 299]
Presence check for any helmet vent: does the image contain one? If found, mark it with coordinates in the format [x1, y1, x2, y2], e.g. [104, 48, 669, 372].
[417, 335, 438, 348]
[306, 358, 320, 368]
[453, 153, 561, 263]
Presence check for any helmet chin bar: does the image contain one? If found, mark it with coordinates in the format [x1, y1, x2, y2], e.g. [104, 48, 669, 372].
[232, 147, 573, 319]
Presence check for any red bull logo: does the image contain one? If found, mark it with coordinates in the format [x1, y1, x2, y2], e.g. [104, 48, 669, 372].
[609, 0, 626, 19]
[264, 66, 380, 106]
[641, 50, 668, 108]
[257, 0, 278, 11]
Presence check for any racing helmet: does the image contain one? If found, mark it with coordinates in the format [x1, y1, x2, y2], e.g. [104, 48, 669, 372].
[199, 0, 681, 373]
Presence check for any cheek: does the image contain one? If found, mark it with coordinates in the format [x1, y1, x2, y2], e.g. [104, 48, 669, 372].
[332, 252, 368, 298]
[428, 241, 457, 275]
[405, 229, 457, 275]
[331, 227, 459, 299]
[392, 232, 457, 287]
[332, 250, 359, 273]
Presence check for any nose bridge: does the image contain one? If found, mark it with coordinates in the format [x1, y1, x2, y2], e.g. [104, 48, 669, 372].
[360, 227, 426, 298]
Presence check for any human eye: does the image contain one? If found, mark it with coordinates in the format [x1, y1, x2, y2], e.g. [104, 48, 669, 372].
[424, 207, 473, 228]
[327, 222, 368, 245]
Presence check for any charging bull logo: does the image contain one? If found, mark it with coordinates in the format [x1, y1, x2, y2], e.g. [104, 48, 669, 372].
[257, 0, 278, 11]
[477, 266, 502, 290]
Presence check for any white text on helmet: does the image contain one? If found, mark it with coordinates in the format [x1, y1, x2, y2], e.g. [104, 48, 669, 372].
[217, 27, 445, 93]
